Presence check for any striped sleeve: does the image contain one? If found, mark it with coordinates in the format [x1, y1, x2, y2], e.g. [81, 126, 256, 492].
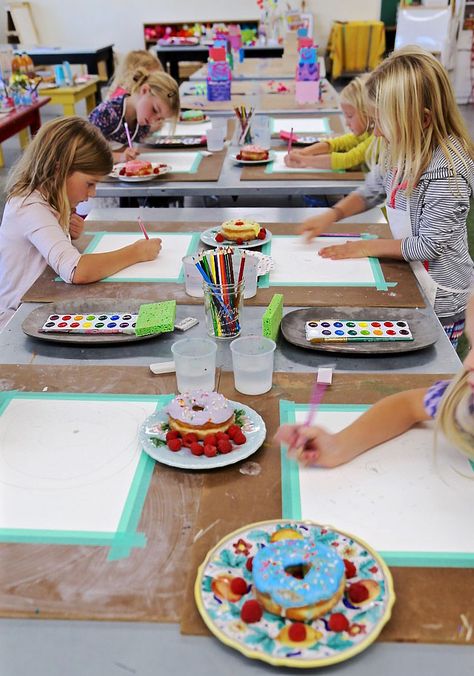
[354, 163, 386, 207]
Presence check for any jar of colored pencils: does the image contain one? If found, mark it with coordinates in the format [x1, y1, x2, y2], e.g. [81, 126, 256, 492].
[203, 280, 244, 339]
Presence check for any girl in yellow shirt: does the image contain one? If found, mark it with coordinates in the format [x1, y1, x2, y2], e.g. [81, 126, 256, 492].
[284, 74, 373, 171]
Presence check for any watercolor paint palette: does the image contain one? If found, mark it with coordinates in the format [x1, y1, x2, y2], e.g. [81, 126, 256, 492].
[40, 313, 138, 334]
[305, 319, 413, 343]
[145, 136, 206, 147]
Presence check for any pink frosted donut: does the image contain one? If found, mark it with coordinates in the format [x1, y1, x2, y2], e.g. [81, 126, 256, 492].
[165, 391, 235, 439]
[124, 160, 152, 176]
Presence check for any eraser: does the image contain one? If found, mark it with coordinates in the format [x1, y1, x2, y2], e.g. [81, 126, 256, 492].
[317, 367, 333, 385]
[135, 301, 176, 337]
[175, 317, 199, 331]
[149, 360, 176, 375]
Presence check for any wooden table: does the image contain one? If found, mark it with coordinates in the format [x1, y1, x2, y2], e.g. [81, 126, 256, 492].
[39, 77, 99, 116]
[0, 97, 51, 167]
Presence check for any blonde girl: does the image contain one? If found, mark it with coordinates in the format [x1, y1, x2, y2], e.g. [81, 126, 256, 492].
[89, 68, 180, 163]
[284, 74, 374, 171]
[108, 50, 164, 100]
[275, 295, 474, 467]
[300, 46, 474, 347]
[0, 117, 161, 328]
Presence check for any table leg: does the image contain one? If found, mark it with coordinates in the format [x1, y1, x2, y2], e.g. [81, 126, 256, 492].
[0, 144, 4, 168]
[62, 103, 76, 116]
[29, 110, 42, 136]
[85, 93, 96, 114]
[19, 128, 29, 148]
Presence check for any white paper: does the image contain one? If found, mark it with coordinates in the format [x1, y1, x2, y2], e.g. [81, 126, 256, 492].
[271, 118, 329, 134]
[136, 151, 201, 173]
[0, 398, 157, 533]
[269, 236, 375, 285]
[269, 151, 334, 173]
[87, 232, 193, 280]
[293, 408, 474, 554]
[157, 121, 211, 136]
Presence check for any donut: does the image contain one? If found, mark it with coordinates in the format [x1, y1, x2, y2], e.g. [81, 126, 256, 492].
[180, 110, 206, 122]
[124, 159, 152, 176]
[237, 145, 269, 161]
[220, 219, 261, 242]
[165, 391, 235, 440]
[252, 535, 345, 621]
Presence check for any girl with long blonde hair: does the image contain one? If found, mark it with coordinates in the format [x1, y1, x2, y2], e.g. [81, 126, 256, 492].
[89, 68, 179, 163]
[108, 50, 163, 100]
[0, 117, 161, 328]
[300, 47, 474, 347]
[285, 74, 374, 171]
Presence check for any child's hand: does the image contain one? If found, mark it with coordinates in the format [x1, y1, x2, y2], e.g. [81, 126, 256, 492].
[274, 424, 345, 468]
[69, 212, 85, 240]
[319, 241, 370, 259]
[284, 150, 308, 168]
[121, 146, 140, 162]
[132, 238, 162, 262]
[298, 209, 337, 242]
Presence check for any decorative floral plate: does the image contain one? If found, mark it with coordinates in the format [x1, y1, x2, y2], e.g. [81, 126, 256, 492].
[139, 400, 266, 470]
[194, 519, 395, 668]
[243, 250, 274, 276]
[200, 227, 272, 250]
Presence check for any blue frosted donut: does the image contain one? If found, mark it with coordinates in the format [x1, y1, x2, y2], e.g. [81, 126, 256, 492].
[253, 539, 344, 610]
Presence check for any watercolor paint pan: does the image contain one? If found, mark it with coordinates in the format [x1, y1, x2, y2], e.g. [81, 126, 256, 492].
[40, 312, 138, 334]
[305, 319, 413, 343]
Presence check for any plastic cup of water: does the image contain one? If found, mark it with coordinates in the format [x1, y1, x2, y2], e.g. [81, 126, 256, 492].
[206, 128, 225, 151]
[230, 335, 276, 395]
[182, 255, 204, 297]
[171, 338, 217, 393]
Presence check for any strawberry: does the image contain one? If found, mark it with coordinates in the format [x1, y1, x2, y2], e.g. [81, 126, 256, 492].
[236, 238, 244, 245]
[190, 442, 204, 456]
[328, 613, 349, 632]
[288, 623, 307, 642]
[166, 430, 181, 442]
[226, 424, 240, 439]
[119, 167, 126, 176]
[204, 434, 217, 446]
[235, 220, 244, 225]
[167, 438, 182, 452]
[217, 439, 232, 454]
[240, 600, 263, 623]
[216, 432, 230, 442]
[215, 233, 225, 243]
[203, 444, 218, 457]
[257, 229, 266, 240]
[153, 167, 160, 174]
[233, 431, 247, 445]
[182, 433, 198, 448]
[230, 577, 248, 595]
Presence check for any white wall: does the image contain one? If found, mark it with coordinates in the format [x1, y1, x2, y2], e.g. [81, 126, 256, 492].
[24, 0, 380, 56]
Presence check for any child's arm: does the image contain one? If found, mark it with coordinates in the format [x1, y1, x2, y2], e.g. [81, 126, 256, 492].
[297, 141, 331, 156]
[112, 147, 140, 163]
[299, 192, 368, 241]
[72, 239, 162, 284]
[284, 151, 331, 169]
[274, 388, 430, 468]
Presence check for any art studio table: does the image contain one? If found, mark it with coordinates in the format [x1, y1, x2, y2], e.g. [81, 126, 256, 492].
[180, 78, 340, 113]
[28, 45, 115, 81]
[0, 367, 471, 676]
[0, 97, 50, 167]
[39, 76, 100, 115]
[155, 44, 283, 82]
[189, 56, 327, 80]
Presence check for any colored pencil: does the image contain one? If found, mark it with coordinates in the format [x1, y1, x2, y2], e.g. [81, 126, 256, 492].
[137, 216, 149, 240]
[287, 127, 294, 154]
[124, 121, 133, 149]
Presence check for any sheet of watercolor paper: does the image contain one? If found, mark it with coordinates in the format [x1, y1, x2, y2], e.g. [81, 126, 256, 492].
[290, 407, 473, 556]
[85, 232, 195, 281]
[267, 151, 341, 174]
[271, 117, 330, 135]
[268, 236, 376, 285]
[140, 151, 203, 173]
[0, 396, 156, 533]
[157, 121, 212, 136]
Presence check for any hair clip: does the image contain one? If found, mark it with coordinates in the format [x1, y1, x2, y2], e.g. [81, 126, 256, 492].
[167, 92, 177, 98]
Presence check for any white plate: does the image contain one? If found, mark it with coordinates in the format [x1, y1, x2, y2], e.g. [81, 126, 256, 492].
[230, 150, 275, 165]
[179, 115, 210, 124]
[244, 250, 275, 276]
[200, 226, 272, 250]
[109, 162, 171, 182]
[139, 400, 266, 470]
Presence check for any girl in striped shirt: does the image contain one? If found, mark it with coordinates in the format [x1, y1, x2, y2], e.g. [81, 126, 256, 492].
[301, 47, 474, 347]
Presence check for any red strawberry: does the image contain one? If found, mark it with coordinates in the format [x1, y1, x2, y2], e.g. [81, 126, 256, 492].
[240, 600, 263, 623]
[343, 559, 357, 579]
[245, 556, 254, 572]
[182, 433, 198, 448]
[235, 220, 244, 225]
[119, 167, 126, 175]
[347, 582, 369, 604]
[204, 434, 217, 446]
[166, 430, 181, 442]
[288, 623, 307, 642]
[167, 438, 182, 452]
[153, 167, 160, 174]
[203, 444, 218, 457]
[233, 431, 247, 445]
[236, 238, 244, 245]
[190, 442, 204, 456]
[257, 229, 266, 240]
[230, 577, 248, 595]
[215, 233, 225, 243]
[216, 432, 230, 442]
[226, 424, 240, 439]
[217, 439, 232, 454]
[159, 163, 167, 168]
[328, 613, 349, 632]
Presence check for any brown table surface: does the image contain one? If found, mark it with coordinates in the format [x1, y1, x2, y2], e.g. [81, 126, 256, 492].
[1, 366, 471, 646]
[21, 220, 425, 309]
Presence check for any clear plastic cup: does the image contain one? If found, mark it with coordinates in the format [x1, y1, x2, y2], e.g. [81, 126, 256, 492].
[230, 335, 276, 395]
[203, 280, 244, 339]
[206, 128, 225, 151]
[171, 338, 217, 393]
[182, 255, 204, 297]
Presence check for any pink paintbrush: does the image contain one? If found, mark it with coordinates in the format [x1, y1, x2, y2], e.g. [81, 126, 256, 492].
[305, 367, 333, 427]
[137, 216, 149, 240]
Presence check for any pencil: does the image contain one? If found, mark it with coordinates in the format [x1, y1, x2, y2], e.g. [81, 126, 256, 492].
[137, 216, 149, 240]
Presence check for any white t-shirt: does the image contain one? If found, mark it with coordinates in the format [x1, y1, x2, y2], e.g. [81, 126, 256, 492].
[0, 192, 81, 328]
